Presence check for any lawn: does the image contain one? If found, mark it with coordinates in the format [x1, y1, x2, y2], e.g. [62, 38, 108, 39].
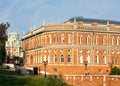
[0, 65, 70, 86]
[0, 65, 18, 75]
[0, 76, 70, 86]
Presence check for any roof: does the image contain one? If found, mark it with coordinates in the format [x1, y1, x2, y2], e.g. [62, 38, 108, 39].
[65, 16, 120, 25]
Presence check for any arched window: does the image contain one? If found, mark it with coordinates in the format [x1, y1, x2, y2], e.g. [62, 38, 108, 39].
[102, 56, 106, 64]
[67, 55, 71, 63]
[86, 55, 90, 63]
[68, 34, 71, 44]
[112, 57, 114, 64]
[60, 55, 64, 63]
[111, 36, 114, 45]
[95, 56, 99, 64]
[79, 55, 83, 63]
[54, 55, 57, 63]
[79, 34, 82, 44]
[116, 57, 118, 65]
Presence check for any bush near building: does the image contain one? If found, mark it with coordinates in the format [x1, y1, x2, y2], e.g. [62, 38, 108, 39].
[0, 75, 71, 86]
[110, 66, 120, 75]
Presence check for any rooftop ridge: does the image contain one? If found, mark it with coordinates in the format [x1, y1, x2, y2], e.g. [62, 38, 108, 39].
[65, 16, 120, 25]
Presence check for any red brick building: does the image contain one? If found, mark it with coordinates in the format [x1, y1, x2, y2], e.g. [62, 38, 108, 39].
[22, 17, 120, 75]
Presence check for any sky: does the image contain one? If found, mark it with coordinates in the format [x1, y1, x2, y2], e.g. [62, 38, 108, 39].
[0, 0, 120, 36]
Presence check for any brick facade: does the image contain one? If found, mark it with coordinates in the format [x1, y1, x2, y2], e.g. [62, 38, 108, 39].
[22, 20, 120, 75]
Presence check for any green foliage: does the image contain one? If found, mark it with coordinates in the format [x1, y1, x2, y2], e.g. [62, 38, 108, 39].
[0, 76, 70, 86]
[0, 65, 18, 75]
[0, 22, 10, 64]
[110, 66, 120, 75]
[0, 66, 70, 86]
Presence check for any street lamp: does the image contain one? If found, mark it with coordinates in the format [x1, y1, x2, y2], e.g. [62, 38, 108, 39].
[84, 60, 88, 75]
[43, 60, 48, 78]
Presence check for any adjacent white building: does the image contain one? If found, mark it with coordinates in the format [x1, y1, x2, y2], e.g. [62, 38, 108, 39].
[5, 32, 21, 63]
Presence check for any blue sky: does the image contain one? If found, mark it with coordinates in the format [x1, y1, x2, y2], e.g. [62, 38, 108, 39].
[0, 0, 120, 35]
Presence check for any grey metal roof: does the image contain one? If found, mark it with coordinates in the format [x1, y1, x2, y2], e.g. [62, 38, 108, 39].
[65, 16, 120, 25]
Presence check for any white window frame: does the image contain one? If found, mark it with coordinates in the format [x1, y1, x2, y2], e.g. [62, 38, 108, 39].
[79, 55, 83, 63]
[60, 55, 64, 63]
[61, 33, 64, 44]
[117, 36, 119, 45]
[54, 55, 57, 63]
[103, 36, 106, 45]
[68, 34, 71, 44]
[79, 35, 82, 44]
[102, 56, 106, 64]
[111, 36, 114, 45]
[95, 35, 98, 45]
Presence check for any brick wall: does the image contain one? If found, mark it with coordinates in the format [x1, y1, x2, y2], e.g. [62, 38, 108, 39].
[64, 75, 120, 86]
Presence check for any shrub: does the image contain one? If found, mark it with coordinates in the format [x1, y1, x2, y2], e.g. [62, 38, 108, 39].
[110, 66, 120, 75]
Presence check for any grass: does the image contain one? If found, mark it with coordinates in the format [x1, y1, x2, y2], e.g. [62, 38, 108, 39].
[0, 76, 70, 86]
[0, 65, 71, 86]
[0, 65, 19, 75]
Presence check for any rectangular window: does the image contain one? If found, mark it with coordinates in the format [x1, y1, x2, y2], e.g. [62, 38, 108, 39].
[103, 36, 106, 45]
[48, 56, 51, 63]
[49, 34, 52, 44]
[54, 34, 58, 44]
[61, 34, 64, 44]
[68, 34, 71, 44]
[79, 35, 82, 44]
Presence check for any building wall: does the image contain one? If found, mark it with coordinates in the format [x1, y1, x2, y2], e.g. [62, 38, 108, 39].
[63, 75, 120, 86]
[5, 32, 20, 63]
[22, 22, 120, 75]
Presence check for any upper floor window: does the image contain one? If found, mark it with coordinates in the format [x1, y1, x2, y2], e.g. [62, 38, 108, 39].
[116, 57, 118, 65]
[117, 36, 119, 45]
[95, 35, 98, 45]
[48, 56, 51, 63]
[54, 34, 58, 44]
[44, 35, 47, 44]
[61, 33, 64, 44]
[86, 35, 90, 44]
[79, 55, 83, 63]
[49, 34, 52, 44]
[86, 55, 90, 63]
[54, 55, 57, 63]
[112, 57, 114, 64]
[95, 56, 99, 64]
[68, 34, 71, 44]
[79, 35, 82, 44]
[67, 55, 71, 63]
[102, 56, 106, 64]
[60, 55, 64, 63]
[103, 36, 106, 45]
[111, 36, 114, 45]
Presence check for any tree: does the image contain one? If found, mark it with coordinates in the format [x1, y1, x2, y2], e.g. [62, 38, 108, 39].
[110, 66, 120, 75]
[0, 22, 10, 65]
